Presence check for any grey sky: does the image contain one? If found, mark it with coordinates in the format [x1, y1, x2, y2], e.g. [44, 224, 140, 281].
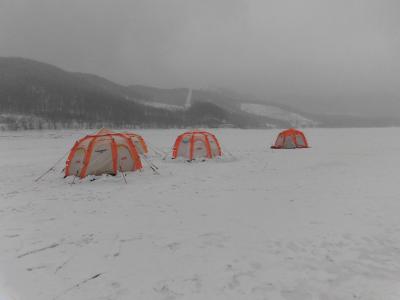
[1, 0, 400, 117]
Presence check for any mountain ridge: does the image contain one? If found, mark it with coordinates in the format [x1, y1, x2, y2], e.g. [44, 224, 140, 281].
[1, 57, 396, 130]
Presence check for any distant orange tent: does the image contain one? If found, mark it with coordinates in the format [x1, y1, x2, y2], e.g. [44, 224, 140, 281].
[271, 128, 309, 149]
[65, 128, 142, 178]
[172, 130, 222, 160]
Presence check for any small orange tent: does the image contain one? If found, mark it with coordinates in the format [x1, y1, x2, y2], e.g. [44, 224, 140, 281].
[172, 130, 222, 160]
[271, 128, 309, 149]
[124, 131, 148, 155]
[65, 128, 142, 178]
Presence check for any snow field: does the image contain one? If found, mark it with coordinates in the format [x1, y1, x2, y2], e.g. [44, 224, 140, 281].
[1, 128, 400, 299]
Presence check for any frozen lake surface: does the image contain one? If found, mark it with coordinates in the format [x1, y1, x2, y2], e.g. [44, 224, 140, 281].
[1, 128, 400, 300]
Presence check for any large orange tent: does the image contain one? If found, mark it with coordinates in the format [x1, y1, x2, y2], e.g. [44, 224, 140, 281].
[172, 130, 222, 160]
[271, 128, 309, 149]
[65, 128, 142, 178]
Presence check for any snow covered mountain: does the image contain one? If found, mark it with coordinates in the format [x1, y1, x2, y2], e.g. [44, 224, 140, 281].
[126, 86, 318, 128]
[240, 103, 318, 127]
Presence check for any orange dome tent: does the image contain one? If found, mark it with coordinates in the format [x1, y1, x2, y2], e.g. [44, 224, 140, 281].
[172, 130, 222, 160]
[65, 128, 142, 178]
[271, 128, 309, 149]
[124, 131, 148, 155]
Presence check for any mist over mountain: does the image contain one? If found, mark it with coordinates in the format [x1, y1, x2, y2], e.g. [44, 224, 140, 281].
[2, 1, 400, 121]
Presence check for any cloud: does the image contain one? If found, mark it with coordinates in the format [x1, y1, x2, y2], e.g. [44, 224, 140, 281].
[1, 0, 400, 117]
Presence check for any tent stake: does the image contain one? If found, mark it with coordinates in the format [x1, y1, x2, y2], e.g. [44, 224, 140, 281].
[70, 170, 79, 185]
[119, 165, 127, 184]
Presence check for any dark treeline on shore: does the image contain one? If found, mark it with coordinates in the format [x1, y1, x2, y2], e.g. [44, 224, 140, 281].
[0, 57, 289, 130]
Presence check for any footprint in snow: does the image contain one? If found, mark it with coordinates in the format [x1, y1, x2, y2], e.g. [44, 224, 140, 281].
[153, 282, 183, 300]
[166, 242, 180, 252]
[198, 232, 230, 248]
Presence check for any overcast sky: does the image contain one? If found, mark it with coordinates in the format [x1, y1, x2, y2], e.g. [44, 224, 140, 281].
[1, 0, 400, 117]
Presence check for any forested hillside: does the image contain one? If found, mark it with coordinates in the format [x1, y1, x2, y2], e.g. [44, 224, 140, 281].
[0, 58, 291, 130]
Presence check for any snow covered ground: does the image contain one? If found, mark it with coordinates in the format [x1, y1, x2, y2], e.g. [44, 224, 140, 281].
[1, 128, 400, 300]
[135, 101, 185, 111]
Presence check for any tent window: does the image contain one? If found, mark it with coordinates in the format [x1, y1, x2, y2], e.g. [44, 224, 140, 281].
[283, 136, 295, 148]
[193, 139, 207, 158]
[295, 134, 305, 147]
[87, 142, 114, 175]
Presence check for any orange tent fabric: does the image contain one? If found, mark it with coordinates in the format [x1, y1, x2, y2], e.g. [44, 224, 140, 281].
[124, 131, 148, 155]
[271, 128, 309, 149]
[172, 130, 222, 160]
[65, 128, 142, 178]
